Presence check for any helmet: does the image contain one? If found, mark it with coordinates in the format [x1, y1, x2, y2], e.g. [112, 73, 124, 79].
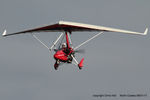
[62, 43, 66, 48]
[62, 43, 66, 46]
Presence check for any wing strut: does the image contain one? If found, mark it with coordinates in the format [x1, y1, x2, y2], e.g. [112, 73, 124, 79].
[32, 34, 50, 50]
[32, 32, 64, 51]
[74, 32, 103, 50]
[50, 32, 64, 51]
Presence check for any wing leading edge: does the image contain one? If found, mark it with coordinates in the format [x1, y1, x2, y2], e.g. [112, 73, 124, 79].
[2, 21, 148, 37]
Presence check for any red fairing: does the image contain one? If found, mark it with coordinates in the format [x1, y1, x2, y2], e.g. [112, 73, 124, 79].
[78, 58, 84, 68]
[54, 50, 68, 61]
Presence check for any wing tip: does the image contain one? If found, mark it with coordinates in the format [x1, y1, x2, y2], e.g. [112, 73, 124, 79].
[2, 30, 7, 37]
[143, 28, 148, 35]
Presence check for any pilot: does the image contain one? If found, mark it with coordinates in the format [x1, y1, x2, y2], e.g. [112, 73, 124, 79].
[62, 43, 71, 54]
[61, 43, 73, 63]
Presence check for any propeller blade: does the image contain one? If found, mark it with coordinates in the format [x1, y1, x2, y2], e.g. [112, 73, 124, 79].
[74, 49, 85, 54]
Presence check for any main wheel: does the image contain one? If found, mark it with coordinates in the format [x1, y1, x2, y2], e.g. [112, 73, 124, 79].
[54, 62, 59, 70]
[54, 60, 60, 70]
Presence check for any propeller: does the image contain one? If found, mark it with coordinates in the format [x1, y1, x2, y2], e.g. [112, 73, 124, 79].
[74, 49, 85, 54]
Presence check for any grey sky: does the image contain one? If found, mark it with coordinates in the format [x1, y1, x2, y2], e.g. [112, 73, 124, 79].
[0, 0, 150, 100]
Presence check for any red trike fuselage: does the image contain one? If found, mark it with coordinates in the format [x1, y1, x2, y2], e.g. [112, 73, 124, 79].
[54, 50, 68, 62]
[53, 31, 83, 70]
[53, 32, 74, 62]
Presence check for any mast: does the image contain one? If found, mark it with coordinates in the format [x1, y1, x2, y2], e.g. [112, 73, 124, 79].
[65, 32, 71, 48]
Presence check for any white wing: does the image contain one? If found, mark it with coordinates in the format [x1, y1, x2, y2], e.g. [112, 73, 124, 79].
[2, 21, 148, 37]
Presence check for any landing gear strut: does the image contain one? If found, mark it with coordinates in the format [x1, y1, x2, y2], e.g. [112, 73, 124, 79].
[54, 60, 60, 70]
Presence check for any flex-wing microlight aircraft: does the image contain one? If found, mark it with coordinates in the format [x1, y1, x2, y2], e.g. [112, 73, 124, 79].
[2, 21, 148, 70]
